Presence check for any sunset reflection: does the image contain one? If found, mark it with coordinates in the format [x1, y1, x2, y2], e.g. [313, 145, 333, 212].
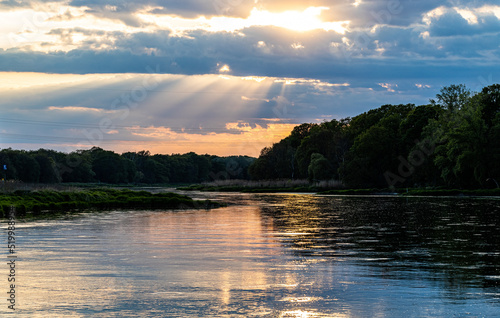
[8, 193, 500, 317]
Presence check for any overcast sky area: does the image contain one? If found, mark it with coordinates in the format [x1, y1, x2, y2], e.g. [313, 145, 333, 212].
[0, 0, 499, 156]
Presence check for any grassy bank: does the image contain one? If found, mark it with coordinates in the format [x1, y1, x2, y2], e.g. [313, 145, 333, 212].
[179, 181, 500, 197]
[179, 180, 394, 194]
[0, 188, 221, 218]
[179, 184, 315, 193]
[178, 179, 342, 193]
[0, 180, 190, 192]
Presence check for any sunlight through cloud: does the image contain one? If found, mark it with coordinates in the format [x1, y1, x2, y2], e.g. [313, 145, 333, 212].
[246, 7, 348, 33]
[219, 64, 231, 73]
[140, 6, 349, 34]
[353, 0, 362, 7]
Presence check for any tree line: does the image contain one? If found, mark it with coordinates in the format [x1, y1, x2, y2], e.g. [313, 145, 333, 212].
[248, 84, 500, 189]
[0, 147, 254, 184]
[1, 84, 498, 189]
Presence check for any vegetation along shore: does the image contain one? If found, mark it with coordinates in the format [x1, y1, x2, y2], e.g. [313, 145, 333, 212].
[0, 188, 221, 218]
[179, 180, 500, 197]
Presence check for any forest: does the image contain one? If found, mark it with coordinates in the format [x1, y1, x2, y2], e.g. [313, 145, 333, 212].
[0, 148, 254, 184]
[1, 84, 499, 189]
[248, 84, 500, 189]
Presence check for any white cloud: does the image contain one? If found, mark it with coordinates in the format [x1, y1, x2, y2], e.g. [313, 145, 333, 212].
[47, 106, 117, 113]
[378, 83, 397, 93]
[415, 84, 431, 89]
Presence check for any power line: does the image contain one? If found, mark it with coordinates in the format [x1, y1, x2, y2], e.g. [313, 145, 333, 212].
[0, 130, 293, 144]
[0, 117, 143, 129]
[0, 117, 296, 131]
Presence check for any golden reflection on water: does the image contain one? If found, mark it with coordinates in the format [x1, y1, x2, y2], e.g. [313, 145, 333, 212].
[17, 253, 121, 317]
[133, 206, 305, 312]
[6, 193, 497, 317]
[11, 205, 342, 317]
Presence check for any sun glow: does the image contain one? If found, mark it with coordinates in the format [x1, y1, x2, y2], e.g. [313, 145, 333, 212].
[123, 123, 296, 157]
[140, 7, 348, 35]
[247, 7, 348, 33]
[219, 64, 231, 73]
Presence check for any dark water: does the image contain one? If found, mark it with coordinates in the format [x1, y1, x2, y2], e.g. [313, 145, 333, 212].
[2, 192, 499, 317]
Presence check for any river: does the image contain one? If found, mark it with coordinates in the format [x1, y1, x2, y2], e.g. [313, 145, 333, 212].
[3, 192, 500, 317]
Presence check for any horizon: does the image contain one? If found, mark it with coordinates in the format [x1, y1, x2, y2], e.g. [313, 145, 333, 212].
[1, 1, 499, 156]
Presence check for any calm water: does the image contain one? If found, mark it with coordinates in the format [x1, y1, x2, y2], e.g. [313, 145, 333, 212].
[2, 192, 500, 317]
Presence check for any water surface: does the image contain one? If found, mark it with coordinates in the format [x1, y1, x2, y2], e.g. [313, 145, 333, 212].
[3, 192, 500, 317]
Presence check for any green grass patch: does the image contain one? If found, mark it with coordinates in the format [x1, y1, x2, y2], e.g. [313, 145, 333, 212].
[0, 188, 222, 218]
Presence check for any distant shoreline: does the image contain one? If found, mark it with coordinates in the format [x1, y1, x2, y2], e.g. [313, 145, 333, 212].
[178, 183, 500, 197]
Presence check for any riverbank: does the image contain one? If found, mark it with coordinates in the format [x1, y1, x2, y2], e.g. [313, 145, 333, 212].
[0, 188, 221, 218]
[177, 179, 340, 193]
[179, 183, 500, 197]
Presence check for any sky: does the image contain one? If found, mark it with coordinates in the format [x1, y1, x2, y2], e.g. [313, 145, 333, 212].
[0, 0, 499, 156]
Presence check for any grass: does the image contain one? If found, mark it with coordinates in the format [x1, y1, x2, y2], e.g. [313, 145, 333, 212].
[0, 180, 192, 192]
[0, 188, 222, 218]
[179, 179, 500, 197]
[178, 179, 343, 193]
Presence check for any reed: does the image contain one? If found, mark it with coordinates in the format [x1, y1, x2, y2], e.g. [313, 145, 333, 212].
[179, 179, 344, 192]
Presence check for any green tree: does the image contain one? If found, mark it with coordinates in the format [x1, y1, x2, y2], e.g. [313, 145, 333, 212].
[341, 105, 414, 187]
[60, 151, 95, 183]
[431, 84, 471, 112]
[308, 153, 333, 182]
[295, 124, 336, 179]
[15, 151, 40, 182]
[429, 84, 500, 187]
[35, 154, 61, 183]
[90, 148, 129, 184]
[248, 147, 274, 180]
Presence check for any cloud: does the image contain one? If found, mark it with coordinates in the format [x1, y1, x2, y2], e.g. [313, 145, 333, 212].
[1, 1, 499, 155]
[0, 0, 39, 9]
[3, 1, 500, 65]
[67, 0, 257, 24]
[0, 0, 445, 30]
[427, 7, 500, 37]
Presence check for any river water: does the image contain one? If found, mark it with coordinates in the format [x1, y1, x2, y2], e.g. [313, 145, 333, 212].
[2, 192, 500, 317]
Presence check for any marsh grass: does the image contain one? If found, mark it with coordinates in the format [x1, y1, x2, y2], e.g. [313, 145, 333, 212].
[179, 179, 343, 192]
[0, 187, 221, 218]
